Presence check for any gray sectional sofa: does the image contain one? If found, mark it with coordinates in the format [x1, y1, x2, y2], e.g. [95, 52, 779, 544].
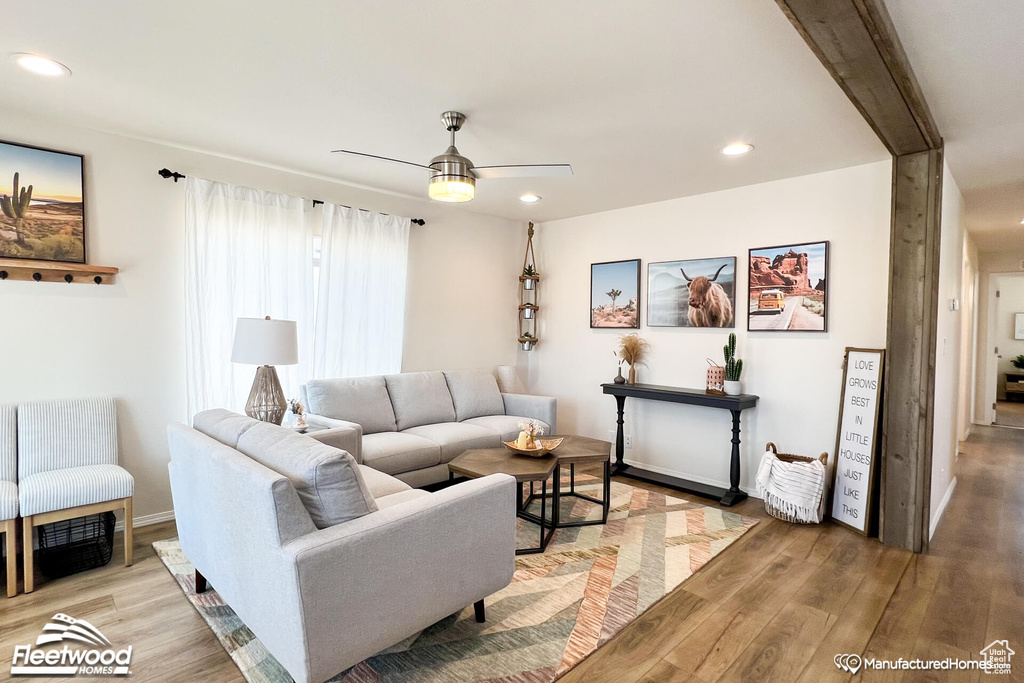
[169, 409, 516, 683]
[300, 369, 557, 487]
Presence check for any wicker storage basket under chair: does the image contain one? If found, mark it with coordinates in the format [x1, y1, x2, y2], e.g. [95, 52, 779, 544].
[756, 442, 829, 524]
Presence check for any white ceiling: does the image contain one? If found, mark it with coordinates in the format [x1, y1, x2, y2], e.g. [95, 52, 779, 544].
[0, 1, 887, 222]
[885, 0, 1024, 252]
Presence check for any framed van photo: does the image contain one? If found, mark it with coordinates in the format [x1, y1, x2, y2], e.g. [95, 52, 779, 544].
[0, 139, 86, 263]
[748, 241, 828, 332]
[591, 259, 641, 328]
[648, 256, 736, 328]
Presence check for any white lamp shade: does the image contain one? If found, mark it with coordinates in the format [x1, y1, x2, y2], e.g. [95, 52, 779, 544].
[231, 318, 298, 366]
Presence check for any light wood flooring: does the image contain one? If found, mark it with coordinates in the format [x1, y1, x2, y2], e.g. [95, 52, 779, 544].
[1, 425, 1021, 682]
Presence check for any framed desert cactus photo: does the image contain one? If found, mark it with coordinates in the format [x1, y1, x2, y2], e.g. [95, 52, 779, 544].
[0, 139, 86, 263]
[591, 259, 641, 328]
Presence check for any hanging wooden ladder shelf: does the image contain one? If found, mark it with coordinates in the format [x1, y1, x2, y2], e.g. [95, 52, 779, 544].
[518, 223, 539, 350]
[0, 258, 119, 285]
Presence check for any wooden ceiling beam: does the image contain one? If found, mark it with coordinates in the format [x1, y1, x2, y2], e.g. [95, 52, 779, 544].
[776, 0, 942, 154]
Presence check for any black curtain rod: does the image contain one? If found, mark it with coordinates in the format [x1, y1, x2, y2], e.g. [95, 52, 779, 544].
[158, 168, 426, 226]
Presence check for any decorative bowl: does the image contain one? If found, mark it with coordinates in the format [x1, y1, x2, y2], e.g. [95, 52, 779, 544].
[503, 437, 564, 457]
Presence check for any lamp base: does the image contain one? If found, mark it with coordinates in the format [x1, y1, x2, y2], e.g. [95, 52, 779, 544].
[245, 365, 287, 424]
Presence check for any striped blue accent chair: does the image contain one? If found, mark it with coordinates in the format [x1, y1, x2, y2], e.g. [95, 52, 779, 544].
[18, 398, 134, 593]
[1, 405, 16, 597]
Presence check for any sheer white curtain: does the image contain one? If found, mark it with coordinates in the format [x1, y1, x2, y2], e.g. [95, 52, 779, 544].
[313, 204, 410, 378]
[184, 178, 412, 418]
[184, 177, 314, 416]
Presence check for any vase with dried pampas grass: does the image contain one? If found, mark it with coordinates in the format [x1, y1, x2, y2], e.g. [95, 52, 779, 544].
[617, 333, 650, 384]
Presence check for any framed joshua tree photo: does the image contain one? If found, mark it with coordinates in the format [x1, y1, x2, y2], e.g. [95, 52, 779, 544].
[591, 259, 641, 328]
[0, 139, 86, 263]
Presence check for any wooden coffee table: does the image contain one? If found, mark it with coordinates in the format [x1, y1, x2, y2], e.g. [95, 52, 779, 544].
[449, 446, 559, 554]
[449, 435, 613, 553]
[536, 435, 612, 527]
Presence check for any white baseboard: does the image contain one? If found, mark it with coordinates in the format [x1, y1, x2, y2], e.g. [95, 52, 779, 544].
[622, 458, 758, 499]
[929, 477, 957, 540]
[115, 509, 175, 532]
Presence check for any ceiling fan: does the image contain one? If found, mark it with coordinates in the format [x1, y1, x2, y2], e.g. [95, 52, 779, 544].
[332, 111, 572, 203]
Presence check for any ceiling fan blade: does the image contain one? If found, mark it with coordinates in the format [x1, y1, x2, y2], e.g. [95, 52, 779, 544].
[330, 149, 437, 172]
[470, 164, 574, 179]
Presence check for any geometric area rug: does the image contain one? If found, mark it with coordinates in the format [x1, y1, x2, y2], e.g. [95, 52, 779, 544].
[154, 475, 757, 682]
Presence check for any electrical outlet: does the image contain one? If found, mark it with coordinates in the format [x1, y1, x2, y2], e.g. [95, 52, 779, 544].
[608, 431, 633, 448]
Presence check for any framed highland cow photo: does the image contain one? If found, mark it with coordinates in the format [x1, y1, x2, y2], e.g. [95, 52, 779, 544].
[0, 139, 86, 263]
[748, 241, 829, 332]
[648, 257, 736, 328]
[591, 259, 640, 328]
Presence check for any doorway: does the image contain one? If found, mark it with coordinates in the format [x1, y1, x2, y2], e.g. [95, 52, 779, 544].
[984, 273, 1024, 428]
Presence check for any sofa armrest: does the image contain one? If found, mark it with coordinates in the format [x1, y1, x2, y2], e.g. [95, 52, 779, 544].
[282, 474, 516, 683]
[304, 414, 362, 463]
[501, 393, 557, 434]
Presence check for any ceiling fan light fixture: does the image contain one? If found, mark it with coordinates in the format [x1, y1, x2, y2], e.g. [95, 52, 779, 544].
[428, 175, 476, 203]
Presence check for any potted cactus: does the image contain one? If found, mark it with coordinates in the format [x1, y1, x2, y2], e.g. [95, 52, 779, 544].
[723, 333, 744, 396]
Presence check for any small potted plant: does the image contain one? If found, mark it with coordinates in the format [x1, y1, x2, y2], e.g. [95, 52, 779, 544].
[723, 333, 744, 395]
[288, 399, 307, 431]
[1013, 355, 1024, 370]
[523, 264, 538, 290]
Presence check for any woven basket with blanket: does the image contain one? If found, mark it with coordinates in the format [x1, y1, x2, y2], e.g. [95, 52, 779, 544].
[755, 442, 828, 524]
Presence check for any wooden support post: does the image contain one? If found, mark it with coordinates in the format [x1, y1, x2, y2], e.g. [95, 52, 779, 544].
[775, 0, 945, 551]
[881, 149, 943, 551]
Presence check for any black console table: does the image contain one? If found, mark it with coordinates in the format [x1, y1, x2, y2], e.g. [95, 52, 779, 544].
[601, 383, 759, 507]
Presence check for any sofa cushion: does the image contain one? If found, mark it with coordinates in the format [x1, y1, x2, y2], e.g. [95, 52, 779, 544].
[443, 370, 506, 422]
[304, 376, 397, 434]
[0, 480, 17, 521]
[358, 464, 411, 499]
[375, 488, 432, 510]
[384, 372, 456, 430]
[19, 464, 133, 518]
[193, 409, 260, 448]
[462, 415, 553, 442]
[361, 432, 441, 476]
[402, 423, 501, 463]
[236, 421, 377, 528]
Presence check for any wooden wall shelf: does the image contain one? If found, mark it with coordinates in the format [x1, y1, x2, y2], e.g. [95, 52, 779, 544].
[0, 258, 119, 285]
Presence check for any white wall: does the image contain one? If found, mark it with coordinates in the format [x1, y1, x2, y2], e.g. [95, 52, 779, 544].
[957, 234, 979, 441]
[526, 160, 892, 494]
[974, 249, 1024, 422]
[928, 162, 966, 539]
[0, 108, 521, 521]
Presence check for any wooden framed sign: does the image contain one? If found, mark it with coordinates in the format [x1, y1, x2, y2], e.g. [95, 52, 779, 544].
[830, 347, 884, 535]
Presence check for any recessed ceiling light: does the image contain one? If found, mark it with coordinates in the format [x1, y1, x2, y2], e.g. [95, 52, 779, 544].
[1020, 218, 1024, 225]
[520, 194, 542, 203]
[721, 143, 754, 156]
[11, 53, 71, 77]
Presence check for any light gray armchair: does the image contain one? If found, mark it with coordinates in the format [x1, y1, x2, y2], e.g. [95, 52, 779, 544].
[17, 398, 134, 593]
[168, 413, 516, 683]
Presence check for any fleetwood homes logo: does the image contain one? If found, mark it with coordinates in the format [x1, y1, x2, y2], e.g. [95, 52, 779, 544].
[11, 613, 132, 677]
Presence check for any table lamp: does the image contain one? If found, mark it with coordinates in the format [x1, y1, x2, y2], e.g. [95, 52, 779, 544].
[231, 316, 298, 424]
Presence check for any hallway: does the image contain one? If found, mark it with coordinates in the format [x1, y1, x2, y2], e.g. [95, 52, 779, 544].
[860, 425, 1024, 680]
